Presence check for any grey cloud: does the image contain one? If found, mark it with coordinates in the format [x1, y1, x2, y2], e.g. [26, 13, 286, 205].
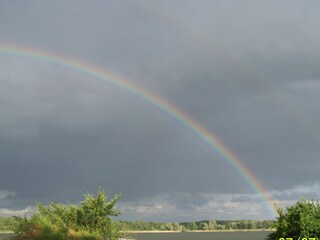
[119, 192, 273, 221]
[270, 184, 320, 202]
[1, 0, 320, 220]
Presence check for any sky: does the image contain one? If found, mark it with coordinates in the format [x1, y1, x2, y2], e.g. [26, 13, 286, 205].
[1, 0, 320, 222]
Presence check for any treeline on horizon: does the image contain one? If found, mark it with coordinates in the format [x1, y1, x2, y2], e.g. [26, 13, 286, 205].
[114, 219, 273, 231]
[0, 216, 273, 232]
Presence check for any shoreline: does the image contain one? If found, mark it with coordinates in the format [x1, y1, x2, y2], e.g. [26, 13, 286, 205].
[0, 229, 274, 234]
[128, 229, 274, 233]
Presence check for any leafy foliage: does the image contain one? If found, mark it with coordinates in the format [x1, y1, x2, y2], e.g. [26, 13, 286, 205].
[267, 200, 320, 240]
[0, 216, 15, 232]
[116, 219, 273, 231]
[11, 189, 122, 240]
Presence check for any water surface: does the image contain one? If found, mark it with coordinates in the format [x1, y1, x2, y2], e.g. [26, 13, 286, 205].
[0, 234, 12, 240]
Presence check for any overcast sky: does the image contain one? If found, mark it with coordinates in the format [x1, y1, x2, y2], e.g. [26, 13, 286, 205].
[1, 0, 320, 221]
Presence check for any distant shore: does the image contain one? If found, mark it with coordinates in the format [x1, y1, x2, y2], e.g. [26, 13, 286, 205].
[128, 229, 274, 233]
[0, 229, 274, 234]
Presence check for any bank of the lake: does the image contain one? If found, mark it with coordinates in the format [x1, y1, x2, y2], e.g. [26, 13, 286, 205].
[0, 231, 272, 240]
[129, 229, 273, 233]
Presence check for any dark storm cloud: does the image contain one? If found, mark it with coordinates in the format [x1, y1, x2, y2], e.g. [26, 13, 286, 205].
[0, 60, 247, 208]
[1, 0, 320, 220]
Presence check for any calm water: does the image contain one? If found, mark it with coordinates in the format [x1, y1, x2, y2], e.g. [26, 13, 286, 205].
[0, 234, 12, 240]
[129, 231, 271, 240]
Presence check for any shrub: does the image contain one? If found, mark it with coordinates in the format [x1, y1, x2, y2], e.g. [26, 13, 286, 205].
[12, 189, 122, 240]
[267, 200, 320, 240]
[0, 216, 15, 232]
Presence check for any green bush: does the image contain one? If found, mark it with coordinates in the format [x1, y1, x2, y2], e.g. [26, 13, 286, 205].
[0, 216, 15, 232]
[267, 200, 320, 240]
[12, 189, 122, 240]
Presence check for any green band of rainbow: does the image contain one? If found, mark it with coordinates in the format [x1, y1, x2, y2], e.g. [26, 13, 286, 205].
[0, 43, 277, 217]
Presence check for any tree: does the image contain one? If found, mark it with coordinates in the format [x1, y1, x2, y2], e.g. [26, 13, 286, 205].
[172, 222, 182, 231]
[226, 221, 237, 230]
[12, 189, 122, 240]
[198, 222, 209, 230]
[207, 220, 217, 230]
[186, 222, 198, 231]
[267, 200, 320, 240]
[248, 221, 256, 229]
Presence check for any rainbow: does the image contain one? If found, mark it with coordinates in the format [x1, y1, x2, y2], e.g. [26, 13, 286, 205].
[0, 43, 277, 217]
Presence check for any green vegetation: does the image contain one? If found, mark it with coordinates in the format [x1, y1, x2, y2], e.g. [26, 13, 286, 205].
[0, 216, 15, 232]
[1, 216, 274, 236]
[116, 219, 273, 231]
[10, 189, 123, 240]
[267, 200, 320, 240]
[0, 188, 275, 239]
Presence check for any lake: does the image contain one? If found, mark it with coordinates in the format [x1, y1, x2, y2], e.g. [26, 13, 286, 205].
[0, 231, 271, 240]
[0, 234, 12, 240]
[129, 231, 271, 240]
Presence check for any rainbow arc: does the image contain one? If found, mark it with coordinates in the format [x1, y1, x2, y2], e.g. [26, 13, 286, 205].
[0, 43, 277, 217]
